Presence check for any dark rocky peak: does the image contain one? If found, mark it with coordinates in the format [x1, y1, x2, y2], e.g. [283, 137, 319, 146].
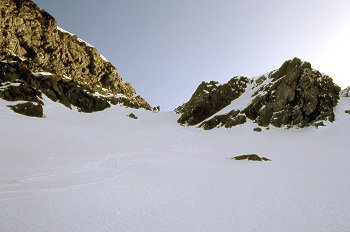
[178, 58, 341, 129]
[243, 58, 340, 127]
[341, 87, 350, 97]
[175, 76, 249, 125]
[0, 0, 151, 117]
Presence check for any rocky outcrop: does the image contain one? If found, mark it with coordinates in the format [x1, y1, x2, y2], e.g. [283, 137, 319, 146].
[7, 101, 43, 117]
[0, 59, 141, 117]
[243, 58, 340, 127]
[341, 87, 350, 97]
[177, 58, 341, 129]
[199, 110, 246, 130]
[175, 77, 249, 125]
[0, 0, 151, 115]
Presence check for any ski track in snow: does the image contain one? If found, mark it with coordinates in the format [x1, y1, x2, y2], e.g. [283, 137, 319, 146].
[1, 97, 350, 232]
[0, 139, 198, 201]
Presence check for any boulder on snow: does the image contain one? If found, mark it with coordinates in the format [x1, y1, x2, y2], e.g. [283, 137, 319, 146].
[232, 154, 271, 162]
[253, 127, 262, 132]
[128, 113, 138, 119]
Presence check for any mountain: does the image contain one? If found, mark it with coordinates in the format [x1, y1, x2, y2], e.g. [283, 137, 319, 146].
[176, 58, 341, 129]
[0, 0, 151, 117]
[2, 1, 350, 232]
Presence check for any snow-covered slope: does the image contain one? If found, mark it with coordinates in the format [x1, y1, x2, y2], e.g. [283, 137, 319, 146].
[1, 97, 350, 232]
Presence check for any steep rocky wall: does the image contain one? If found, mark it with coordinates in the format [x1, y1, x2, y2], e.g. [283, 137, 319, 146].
[177, 58, 341, 129]
[243, 58, 340, 127]
[341, 87, 350, 97]
[176, 76, 249, 125]
[0, 0, 151, 111]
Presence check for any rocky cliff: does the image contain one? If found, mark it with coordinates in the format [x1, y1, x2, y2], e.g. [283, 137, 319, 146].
[341, 87, 350, 98]
[177, 58, 341, 129]
[175, 77, 249, 125]
[0, 0, 151, 117]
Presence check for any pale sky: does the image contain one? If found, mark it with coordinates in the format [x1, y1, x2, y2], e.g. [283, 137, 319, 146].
[33, 0, 350, 111]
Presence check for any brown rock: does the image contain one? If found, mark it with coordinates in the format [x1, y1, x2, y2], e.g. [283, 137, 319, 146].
[8, 102, 43, 117]
[243, 58, 340, 127]
[0, 0, 151, 113]
[176, 76, 249, 125]
[253, 127, 262, 132]
[178, 58, 341, 129]
[232, 154, 271, 162]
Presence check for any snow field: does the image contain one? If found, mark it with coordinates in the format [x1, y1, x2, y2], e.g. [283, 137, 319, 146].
[1, 97, 350, 232]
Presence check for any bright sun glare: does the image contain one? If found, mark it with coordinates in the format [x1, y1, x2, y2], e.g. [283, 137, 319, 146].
[314, 27, 350, 89]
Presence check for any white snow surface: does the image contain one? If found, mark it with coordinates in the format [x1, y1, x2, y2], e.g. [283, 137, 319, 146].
[57, 26, 74, 36]
[77, 38, 94, 48]
[33, 72, 54, 76]
[1, 97, 350, 232]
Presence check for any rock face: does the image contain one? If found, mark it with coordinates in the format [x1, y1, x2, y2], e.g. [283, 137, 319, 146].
[199, 110, 247, 130]
[243, 58, 340, 127]
[177, 58, 341, 129]
[341, 87, 350, 97]
[176, 77, 249, 125]
[0, 0, 151, 116]
[0, 60, 132, 117]
[8, 101, 43, 117]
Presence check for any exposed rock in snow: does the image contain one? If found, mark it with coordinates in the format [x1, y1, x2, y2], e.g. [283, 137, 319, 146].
[341, 86, 350, 97]
[199, 109, 247, 130]
[176, 76, 250, 125]
[242, 58, 340, 127]
[7, 101, 43, 117]
[0, 60, 149, 114]
[232, 154, 271, 161]
[177, 58, 341, 128]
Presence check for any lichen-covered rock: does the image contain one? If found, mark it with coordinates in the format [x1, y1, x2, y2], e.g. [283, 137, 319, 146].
[0, 0, 151, 114]
[177, 58, 341, 129]
[176, 76, 249, 125]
